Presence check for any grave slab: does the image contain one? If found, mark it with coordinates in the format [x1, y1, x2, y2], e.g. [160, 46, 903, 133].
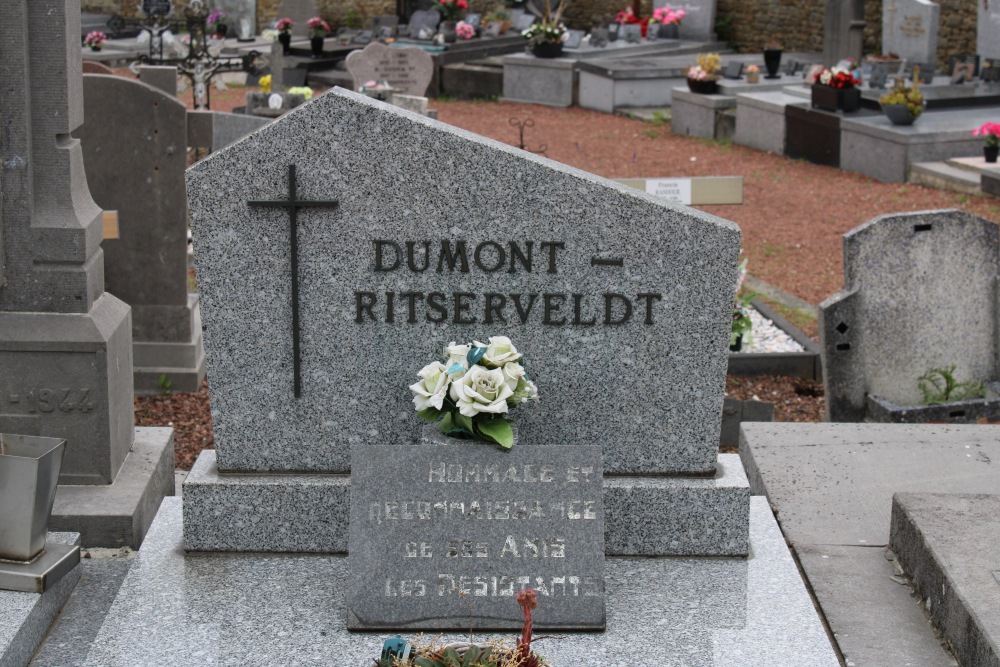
[670, 88, 736, 139]
[78, 496, 837, 666]
[502, 53, 577, 107]
[0, 534, 81, 667]
[347, 434, 605, 631]
[733, 90, 808, 154]
[740, 422, 1000, 666]
[183, 450, 750, 556]
[890, 493, 1000, 667]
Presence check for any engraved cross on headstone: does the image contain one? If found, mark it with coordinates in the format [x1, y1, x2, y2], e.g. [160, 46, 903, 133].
[248, 165, 338, 398]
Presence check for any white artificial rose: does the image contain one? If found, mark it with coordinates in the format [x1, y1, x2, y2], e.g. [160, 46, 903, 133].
[502, 362, 526, 391]
[444, 342, 471, 374]
[409, 361, 450, 411]
[478, 336, 522, 368]
[453, 365, 514, 417]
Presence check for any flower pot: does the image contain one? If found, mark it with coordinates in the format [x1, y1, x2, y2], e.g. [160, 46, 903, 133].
[278, 31, 291, 54]
[746, 70, 760, 84]
[89, 45, 102, 51]
[658, 23, 679, 39]
[986, 145, 999, 163]
[531, 41, 564, 58]
[646, 26, 658, 41]
[811, 84, 861, 112]
[310, 36, 324, 57]
[441, 20, 458, 43]
[686, 77, 719, 94]
[215, 24, 228, 38]
[881, 103, 920, 126]
[763, 48, 782, 78]
[0, 435, 66, 562]
[730, 334, 743, 352]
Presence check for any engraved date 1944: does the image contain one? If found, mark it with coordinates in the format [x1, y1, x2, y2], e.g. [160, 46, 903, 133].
[7, 388, 95, 413]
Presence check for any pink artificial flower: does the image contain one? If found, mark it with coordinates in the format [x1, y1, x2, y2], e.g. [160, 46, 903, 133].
[456, 20, 475, 38]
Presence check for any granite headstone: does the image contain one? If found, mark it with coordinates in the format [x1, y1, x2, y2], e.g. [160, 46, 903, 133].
[655, 0, 715, 41]
[138, 65, 179, 97]
[346, 42, 434, 96]
[348, 430, 605, 630]
[979, 0, 1000, 58]
[407, 9, 442, 40]
[186, 89, 740, 477]
[0, 0, 173, 547]
[277, 0, 318, 37]
[882, 0, 939, 67]
[820, 210, 1000, 421]
[76, 74, 206, 393]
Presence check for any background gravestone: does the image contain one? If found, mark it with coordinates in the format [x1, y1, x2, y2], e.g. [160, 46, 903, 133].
[655, 0, 715, 42]
[138, 65, 179, 97]
[824, 0, 865, 65]
[215, 0, 257, 38]
[345, 42, 434, 96]
[820, 209, 1000, 422]
[0, 0, 173, 547]
[979, 0, 1000, 59]
[407, 9, 441, 39]
[882, 0, 939, 66]
[77, 74, 206, 394]
[276, 0, 318, 37]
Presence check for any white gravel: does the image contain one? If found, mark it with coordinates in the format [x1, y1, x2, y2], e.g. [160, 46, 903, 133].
[735, 306, 806, 354]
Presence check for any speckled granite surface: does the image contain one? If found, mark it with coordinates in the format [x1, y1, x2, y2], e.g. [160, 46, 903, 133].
[187, 88, 740, 477]
[81, 497, 836, 666]
[1, 534, 81, 667]
[183, 450, 748, 556]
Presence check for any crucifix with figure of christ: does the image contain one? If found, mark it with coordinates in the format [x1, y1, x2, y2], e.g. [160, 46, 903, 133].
[248, 165, 339, 398]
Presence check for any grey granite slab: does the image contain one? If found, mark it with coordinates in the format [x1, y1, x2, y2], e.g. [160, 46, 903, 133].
[184, 450, 749, 556]
[28, 558, 132, 667]
[81, 496, 837, 666]
[739, 422, 1000, 666]
[890, 493, 1000, 667]
[348, 436, 604, 631]
[0, 535, 81, 667]
[187, 88, 740, 477]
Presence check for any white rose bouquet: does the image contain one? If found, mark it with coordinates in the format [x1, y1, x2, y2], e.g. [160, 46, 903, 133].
[410, 336, 539, 449]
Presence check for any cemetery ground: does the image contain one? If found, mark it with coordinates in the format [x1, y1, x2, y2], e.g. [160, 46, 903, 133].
[135, 76, 1000, 470]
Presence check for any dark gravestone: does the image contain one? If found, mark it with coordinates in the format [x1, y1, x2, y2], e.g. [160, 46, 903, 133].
[353, 30, 375, 44]
[723, 61, 744, 79]
[77, 75, 205, 393]
[348, 431, 605, 631]
[283, 67, 308, 87]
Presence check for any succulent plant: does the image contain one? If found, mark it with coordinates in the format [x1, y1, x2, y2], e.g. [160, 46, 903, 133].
[879, 66, 924, 118]
[412, 645, 497, 667]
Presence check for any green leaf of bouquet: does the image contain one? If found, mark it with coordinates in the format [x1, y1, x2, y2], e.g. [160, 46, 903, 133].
[467, 346, 487, 366]
[417, 407, 441, 422]
[412, 658, 435, 667]
[439, 412, 455, 434]
[477, 418, 514, 449]
[455, 412, 474, 434]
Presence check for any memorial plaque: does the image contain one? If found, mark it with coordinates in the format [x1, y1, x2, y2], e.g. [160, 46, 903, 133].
[348, 435, 605, 630]
[622, 23, 642, 44]
[346, 42, 434, 96]
[514, 14, 536, 30]
[723, 61, 744, 79]
[564, 29, 585, 49]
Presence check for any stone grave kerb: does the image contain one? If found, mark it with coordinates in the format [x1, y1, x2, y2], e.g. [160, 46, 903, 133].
[1, 0, 104, 314]
[820, 209, 1000, 421]
[186, 88, 741, 478]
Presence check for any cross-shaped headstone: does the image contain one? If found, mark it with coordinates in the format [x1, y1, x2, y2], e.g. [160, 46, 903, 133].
[248, 165, 339, 398]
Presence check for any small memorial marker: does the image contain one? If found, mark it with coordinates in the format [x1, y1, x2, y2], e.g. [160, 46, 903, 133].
[346, 42, 434, 96]
[347, 435, 605, 630]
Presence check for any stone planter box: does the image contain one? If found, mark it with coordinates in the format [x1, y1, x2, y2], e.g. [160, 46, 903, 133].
[811, 84, 861, 113]
[866, 392, 1000, 424]
[727, 298, 822, 380]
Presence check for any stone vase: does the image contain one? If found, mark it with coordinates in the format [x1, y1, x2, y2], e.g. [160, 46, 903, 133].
[811, 84, 861, 112]
[746, 70, 760, 83]
[986, 145, 999, 163]
[441, 20, 458, 43]
[278, 31, 291, 54]
[763, 48, 782, 78]
[0, 435, 66, 562]
[531, 41, 564, 58]
[310, 36, 324, 57]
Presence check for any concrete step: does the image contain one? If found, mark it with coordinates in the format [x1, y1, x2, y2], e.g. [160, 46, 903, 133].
[945, 155, 995, 173]
[909, 161, 982, 195]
